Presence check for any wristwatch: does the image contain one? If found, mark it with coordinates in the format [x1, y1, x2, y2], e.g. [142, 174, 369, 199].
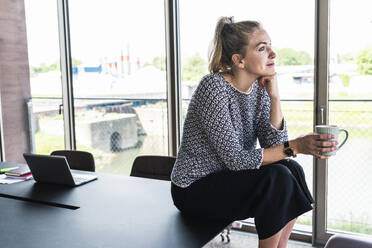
[284, 141, 296, 158]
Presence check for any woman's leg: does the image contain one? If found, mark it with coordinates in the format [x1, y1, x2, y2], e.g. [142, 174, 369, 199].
[254, 163, 312, 244]
[277, 218, 296, 248]
[278, 159, 314, 204]
[257, 217, 296, 248]
[258, 229, 283, 248]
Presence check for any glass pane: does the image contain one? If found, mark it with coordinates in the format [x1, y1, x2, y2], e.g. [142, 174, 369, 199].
[25, 0, 65, 154]
[69, 0, 168, 175]
[328, 0, 372, 235]
[180, 0, 314, 232]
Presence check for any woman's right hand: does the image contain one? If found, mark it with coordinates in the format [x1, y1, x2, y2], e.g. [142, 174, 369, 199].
[293, 133, 338, 159]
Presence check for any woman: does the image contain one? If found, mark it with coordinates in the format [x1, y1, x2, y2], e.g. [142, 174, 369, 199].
[171, 17, 338, 248]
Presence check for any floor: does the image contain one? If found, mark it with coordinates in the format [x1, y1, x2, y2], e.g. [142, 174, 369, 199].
[203, 230, 315, 248]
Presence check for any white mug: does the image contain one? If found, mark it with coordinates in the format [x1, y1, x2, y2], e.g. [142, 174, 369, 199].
[315, 125, 349, 156]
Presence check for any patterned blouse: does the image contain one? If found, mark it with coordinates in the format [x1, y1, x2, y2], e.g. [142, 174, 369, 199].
[171, 73, 288, 188]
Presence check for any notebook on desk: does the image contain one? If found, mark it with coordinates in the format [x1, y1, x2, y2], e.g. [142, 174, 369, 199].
[23, 153, 97, 186]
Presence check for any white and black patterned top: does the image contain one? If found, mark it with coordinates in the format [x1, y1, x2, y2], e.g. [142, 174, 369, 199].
[171, 73, 288, 188]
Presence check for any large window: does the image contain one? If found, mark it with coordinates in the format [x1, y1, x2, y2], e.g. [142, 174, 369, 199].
[14, 0, 372, 245]
[68, 0, 168, 175]
[179, 0, 315, 233]
[25, 0, 65, 154]
[327, 0, 372, 235]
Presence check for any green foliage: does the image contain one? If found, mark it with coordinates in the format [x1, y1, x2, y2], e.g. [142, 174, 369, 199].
[30, 63, 58, 76]
[275, 48, 312, 66]
[150, 56, 166, 71]
[357, 46, 372, 75]
[328, 220, 372, 234]
[71, 58, 82, 66]
[147, 54, 207, 81]
[30, 58, 82, 77]
[182, 53, 207, 82]
[35, 131, 105, 160]
[337, 53, 355, 64]
[339, 74, 351, 87]
[35, 131, 65, 155]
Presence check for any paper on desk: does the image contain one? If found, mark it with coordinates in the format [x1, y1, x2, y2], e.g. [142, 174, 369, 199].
[0, 174, 32, 184]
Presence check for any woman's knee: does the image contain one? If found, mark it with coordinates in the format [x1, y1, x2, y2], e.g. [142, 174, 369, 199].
[264, 163, 291, 175]
[263, 164, 294, 184]
[278, 159, 304, 173]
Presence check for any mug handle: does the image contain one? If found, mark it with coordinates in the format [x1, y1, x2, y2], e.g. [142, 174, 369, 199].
[337, 129, 349, 150]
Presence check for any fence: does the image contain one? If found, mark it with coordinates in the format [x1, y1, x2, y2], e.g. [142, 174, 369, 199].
[29, 97, 372, 235]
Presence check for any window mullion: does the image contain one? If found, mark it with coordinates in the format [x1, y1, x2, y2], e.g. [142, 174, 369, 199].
[313, 0, 332, 245]
[165, 0, 182, 156]
[57, 0, 76, 150]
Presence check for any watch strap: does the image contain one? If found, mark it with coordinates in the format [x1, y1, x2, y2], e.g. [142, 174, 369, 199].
[284, 141, 296, 158]
[284, 141, 290, 149]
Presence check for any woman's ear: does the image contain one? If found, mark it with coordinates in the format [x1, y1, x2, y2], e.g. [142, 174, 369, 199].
[231, 54, 245, 69]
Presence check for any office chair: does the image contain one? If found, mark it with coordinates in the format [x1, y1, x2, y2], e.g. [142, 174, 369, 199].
[50, 150, 95, 172]
[130, 155, 176, 181]
[324, 234, 372, 248]
[130, 155, 232, 242]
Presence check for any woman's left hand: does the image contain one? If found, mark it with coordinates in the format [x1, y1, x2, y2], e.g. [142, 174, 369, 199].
[258, 73, 280, 99]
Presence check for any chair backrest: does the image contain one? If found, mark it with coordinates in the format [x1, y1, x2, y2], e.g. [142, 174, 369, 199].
[50, 150, 95, 172]
[130, 155, 176, 181]
[324, 234, 372, 248]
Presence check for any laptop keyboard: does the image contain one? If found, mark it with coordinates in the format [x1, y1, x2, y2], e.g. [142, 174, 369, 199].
[72, 174, 93, 184]
[73, 176, 87, 184]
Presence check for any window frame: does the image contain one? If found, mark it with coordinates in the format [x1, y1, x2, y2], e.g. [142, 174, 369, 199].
[5, 0, 340, 245]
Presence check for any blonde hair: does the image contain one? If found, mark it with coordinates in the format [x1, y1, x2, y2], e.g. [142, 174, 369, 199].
[208, 16, 261, 75]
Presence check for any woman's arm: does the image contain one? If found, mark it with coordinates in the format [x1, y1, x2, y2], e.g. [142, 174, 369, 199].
[262, 134, 339, 165]
[258, 74, 283, 129]
[257, 75, 338, 165]
[269, 97, 283, 130]
[256, 75, 288, 149]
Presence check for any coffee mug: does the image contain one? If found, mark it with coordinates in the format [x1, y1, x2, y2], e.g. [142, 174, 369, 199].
[315, 125, 349, 156]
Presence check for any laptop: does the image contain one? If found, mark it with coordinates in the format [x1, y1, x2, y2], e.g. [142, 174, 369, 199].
[23, 153, 98, 186]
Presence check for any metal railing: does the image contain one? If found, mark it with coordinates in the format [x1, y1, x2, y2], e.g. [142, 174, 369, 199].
[29, 96, 372, 235]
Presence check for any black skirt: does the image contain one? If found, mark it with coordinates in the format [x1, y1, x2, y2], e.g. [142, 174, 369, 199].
[171, 159, 314, 240]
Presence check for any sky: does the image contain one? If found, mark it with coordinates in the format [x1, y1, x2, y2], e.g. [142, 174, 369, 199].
[24, 0, 372, 66]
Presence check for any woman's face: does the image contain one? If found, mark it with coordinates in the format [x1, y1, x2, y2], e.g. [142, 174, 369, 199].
[241, 29, 276, 77]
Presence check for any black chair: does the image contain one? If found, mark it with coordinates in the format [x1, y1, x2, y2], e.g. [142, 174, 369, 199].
[324, 234, 372, 248]
[130, 155, 176, 181]
[50, 150, 95, 172]
[130, 155, 232, 242]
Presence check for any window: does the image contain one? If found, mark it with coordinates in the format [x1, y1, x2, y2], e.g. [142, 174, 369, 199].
[25, 0, 65, 154]
[68, 0, 168, 175]
[15, 0, 372, 244]
[179, 0, 315, 233]
[327, 0, 372, 235]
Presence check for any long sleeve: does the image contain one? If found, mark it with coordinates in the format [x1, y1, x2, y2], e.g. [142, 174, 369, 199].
[171, 73, 287, 188]
[195, 79, 263, 171]
[255, 89, 288, 148]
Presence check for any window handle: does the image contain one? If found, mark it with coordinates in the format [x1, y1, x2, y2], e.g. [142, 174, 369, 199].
[320, 105, 325, 124]
[59, 104, 63, 115]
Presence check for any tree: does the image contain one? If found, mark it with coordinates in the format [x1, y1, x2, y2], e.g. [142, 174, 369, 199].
[30, 58, 82, 77]
[71, 58, 82, 67]
[275, 48, 312, 66]
[182, 53, 207, 81]
[339, 74, 351, 87]
[150, 56, 166, 71]
[357, 46, 372, 75]
[337, 53, 354, 64]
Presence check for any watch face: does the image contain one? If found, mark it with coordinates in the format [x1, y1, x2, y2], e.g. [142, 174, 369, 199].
[284, 148, 294, 157]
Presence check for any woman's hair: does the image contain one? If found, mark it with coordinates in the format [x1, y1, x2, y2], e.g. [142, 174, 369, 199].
[208, 16, 261, 74]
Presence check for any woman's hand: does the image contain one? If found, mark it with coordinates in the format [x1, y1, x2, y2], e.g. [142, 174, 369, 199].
[293, 133, 338, 159]
[258, 73, 280, 99]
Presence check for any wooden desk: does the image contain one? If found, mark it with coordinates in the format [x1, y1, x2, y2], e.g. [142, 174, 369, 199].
[0, 162, 230, 248]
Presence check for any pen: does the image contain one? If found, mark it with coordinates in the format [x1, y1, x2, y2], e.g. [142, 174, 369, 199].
[0, 167, 19, 174]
